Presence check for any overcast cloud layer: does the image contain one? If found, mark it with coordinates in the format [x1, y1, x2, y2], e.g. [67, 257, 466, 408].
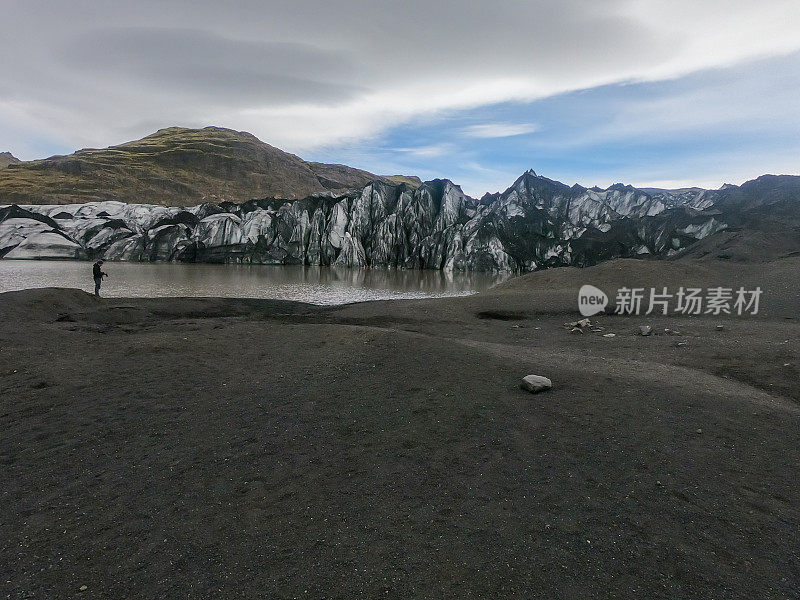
[1, 0, 799, 195]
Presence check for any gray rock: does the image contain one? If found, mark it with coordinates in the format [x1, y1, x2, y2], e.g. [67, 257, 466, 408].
[639, 325, 653, 336]
[520, 375, 553, 393]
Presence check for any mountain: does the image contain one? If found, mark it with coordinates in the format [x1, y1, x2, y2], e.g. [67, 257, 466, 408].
[3, 169, 799, 269]
[0, 127, 418, 206]
[0, 152, 20, 169]
[667, 175, 800, 262]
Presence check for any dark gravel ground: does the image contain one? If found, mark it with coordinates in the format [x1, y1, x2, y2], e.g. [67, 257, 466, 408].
[1, 258, 799, 599]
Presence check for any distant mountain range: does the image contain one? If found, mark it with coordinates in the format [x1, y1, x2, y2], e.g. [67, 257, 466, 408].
[2, 164, 799, 270]
[2, 126, 799, 270]
[0, 127, 420, 206]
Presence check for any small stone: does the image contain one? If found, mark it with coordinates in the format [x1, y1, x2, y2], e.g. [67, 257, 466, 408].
[521, 375, 552, 394]
[565, 319, 591, 329]
[696, 428, 703, 434]
[716, 324, 724, 331]
[603, 333, 616, 337]
[570, 327, 583, 334]
[79, 585, 88, 592]
[639, 325, 652, 336]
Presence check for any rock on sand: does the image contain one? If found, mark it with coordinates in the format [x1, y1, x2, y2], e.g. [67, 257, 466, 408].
[520, 375, 553, 393]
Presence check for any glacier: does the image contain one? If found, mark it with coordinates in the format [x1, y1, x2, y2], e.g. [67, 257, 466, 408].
[0, 170, 737, 272]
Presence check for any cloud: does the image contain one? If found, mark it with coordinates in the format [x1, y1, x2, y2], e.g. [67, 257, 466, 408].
[57, 28, 364, 105]
[1, 0, 800, 169]
[394, 144, 454, 158]
[327, 51, 800, 196]
[461, 123, 539, 138]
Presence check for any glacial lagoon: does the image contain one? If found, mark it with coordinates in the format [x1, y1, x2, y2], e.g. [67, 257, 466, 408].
[0, 260, 509, 305]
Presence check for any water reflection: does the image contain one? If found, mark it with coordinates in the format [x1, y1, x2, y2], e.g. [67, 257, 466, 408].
[0, 260, 510, 305]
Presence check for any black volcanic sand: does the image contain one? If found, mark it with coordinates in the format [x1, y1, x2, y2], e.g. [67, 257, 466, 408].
[1, 258, 799, 599]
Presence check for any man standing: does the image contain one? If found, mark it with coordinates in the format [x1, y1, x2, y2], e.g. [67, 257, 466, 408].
[92, 259, 108, 297]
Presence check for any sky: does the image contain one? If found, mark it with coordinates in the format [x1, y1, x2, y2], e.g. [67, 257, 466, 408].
[1, 0, 799, 197]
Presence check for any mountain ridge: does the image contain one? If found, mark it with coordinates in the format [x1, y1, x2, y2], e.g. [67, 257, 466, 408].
[2, 168, 799, 270]
[2, 126, 799, 271]
[0, 127, 420, 206]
